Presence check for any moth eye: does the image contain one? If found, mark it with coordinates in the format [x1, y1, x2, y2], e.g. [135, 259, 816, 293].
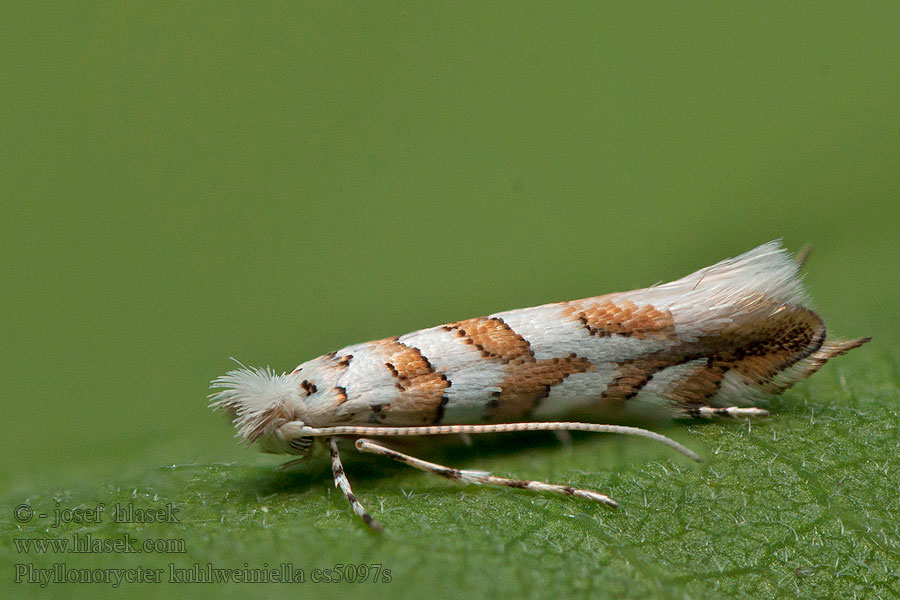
[300, 380, 318, 396]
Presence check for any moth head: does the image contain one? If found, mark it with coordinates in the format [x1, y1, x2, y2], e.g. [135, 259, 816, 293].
[209, 365, 309, 449]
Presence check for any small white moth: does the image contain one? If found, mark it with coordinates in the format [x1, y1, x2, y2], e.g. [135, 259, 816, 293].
[210, 241, 868, 530]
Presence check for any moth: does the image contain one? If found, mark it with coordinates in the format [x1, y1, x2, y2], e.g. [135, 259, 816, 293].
[210, 241, 868, 530]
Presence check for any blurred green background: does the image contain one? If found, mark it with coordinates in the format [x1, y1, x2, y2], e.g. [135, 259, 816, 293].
[2, 2, 898, 598]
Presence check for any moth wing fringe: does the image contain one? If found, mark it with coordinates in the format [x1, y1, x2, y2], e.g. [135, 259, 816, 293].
[629, 241, 868, 411]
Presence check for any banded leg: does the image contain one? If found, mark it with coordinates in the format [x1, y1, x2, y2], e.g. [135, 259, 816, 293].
[355, 438, 618, 509]
[681, 406, 770, 419]
[328, 437, 383, 531]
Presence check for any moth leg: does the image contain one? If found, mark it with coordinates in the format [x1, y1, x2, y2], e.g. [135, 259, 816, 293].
[681, 406, 770, 419]
[277, 435, 316, 470]
[354, 438, 618, 509]
[327, 437, 383, 531]
[276, 458, 306, 471]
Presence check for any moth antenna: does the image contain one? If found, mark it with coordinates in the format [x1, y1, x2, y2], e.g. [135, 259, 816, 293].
[280, 421, 702, 462]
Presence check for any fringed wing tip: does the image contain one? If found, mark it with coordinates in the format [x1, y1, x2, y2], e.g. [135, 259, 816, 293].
[659, 239, 811, 310]
[819, 336, 872, 359]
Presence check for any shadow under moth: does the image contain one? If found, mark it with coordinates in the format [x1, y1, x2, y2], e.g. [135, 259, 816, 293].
[210, 241, 869, 530]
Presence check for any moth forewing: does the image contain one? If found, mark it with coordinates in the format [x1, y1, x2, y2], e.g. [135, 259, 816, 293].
[209, 240, 869, 530]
